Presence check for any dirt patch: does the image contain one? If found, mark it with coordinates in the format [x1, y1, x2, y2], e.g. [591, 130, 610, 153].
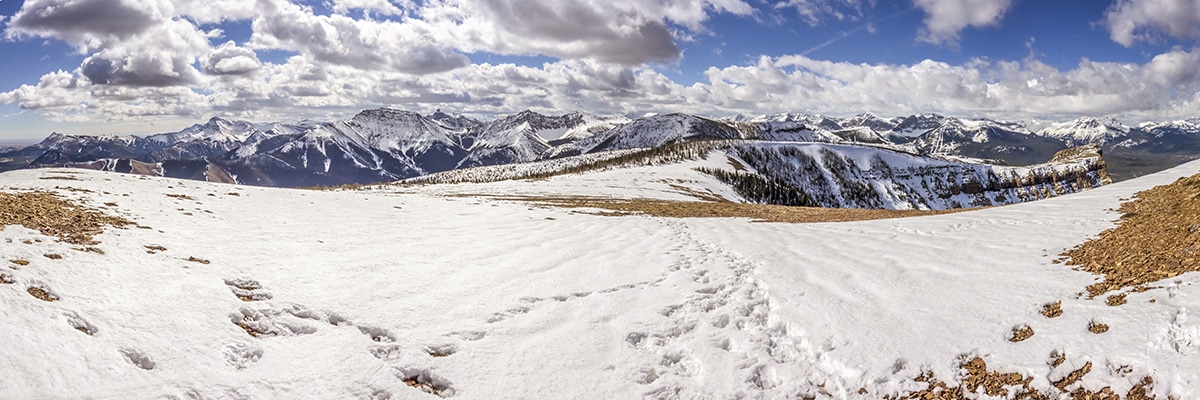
[44, 253, 62, 260]
[1063, 173, 1200, 296]
[27, 286, 58, 302]
[1106, 293, 1127, 306]
[1009, 324, 1034, 342]
[185, 256, 211, 265]
[0, 273, 14, 284]
[145, 245, 167, 254]
[166, 193, 196, 201]
[39, 176, 79, 181]
[10, 259, 30, 267]
[1089, 321, 1110, 334]
[0, 191, 133, 245]
[484, 196, 962, 223]
[73, 246, 105, 255]
[1041, 301, 1063, 318]
[1052, 361, 1092, 391]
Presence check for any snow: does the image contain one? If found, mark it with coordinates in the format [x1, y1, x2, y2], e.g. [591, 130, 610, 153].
[2, 159, 1200, 399]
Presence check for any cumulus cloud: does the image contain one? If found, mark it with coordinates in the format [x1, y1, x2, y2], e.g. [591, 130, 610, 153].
[249, 1, 469, 74]
[1105, 0, 1200, 46]
[13, 0, 1200, 129]
[201, 41, 263, 75]
[326, 0, 411, 16]
[418, 0, 754, 65]
[5, 0, 166, 51]
[914, 0, 1014, 46]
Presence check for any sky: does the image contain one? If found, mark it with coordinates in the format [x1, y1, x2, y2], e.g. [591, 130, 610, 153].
[2, 0, 1200, 140]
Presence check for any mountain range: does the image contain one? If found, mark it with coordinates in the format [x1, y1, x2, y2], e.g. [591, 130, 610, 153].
[2, 109, 1196, 187]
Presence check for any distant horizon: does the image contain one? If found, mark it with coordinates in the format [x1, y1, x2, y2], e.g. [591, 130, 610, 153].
[3, 107, 1192, 143]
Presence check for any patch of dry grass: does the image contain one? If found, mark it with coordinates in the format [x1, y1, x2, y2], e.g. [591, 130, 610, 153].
[492, 196, 962, 223]
[1041, 301, 1062, 318]
[0, 191, 133, 245]
[897, 356, 1154, 400]
[1063, 173, 1200, 296]
[26, 286, 57, 302]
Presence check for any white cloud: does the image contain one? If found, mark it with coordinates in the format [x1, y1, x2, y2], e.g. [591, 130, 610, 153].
[4, 0, 168, 52]
[201, 41, 263, 76]
[914, 0, 1014, 46]
[773, 0, 871, 26]
[1105, 0, 1200, 47]
[326, 0, 410, 16]
[9, 0, 1200, 130]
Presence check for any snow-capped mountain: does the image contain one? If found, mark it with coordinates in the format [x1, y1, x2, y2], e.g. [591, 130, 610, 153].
[549, 113, 743, 158]
[145, 117, 262, 146]
[7, 108, 1200, 187]
[910, 118, 1064, 166]
[890, 113, 946, 138]
[1036, 117, 1131, 146]
[453, 110, 567, 169]
[426, 109, 480, 132]
[840, 112, 896, 133]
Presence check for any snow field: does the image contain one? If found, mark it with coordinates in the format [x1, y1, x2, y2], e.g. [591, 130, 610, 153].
[0, 158, 1199, 398]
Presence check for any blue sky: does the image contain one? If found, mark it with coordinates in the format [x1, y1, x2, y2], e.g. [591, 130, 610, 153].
[2, 0, 1200, 140]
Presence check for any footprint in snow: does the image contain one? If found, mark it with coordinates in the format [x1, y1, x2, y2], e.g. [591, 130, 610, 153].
[119, 348, 156, 370]
[224, 278, 273, 302]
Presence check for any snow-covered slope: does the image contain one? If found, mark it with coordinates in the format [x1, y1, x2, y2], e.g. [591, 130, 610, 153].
[2, 160, 1200, 399]
[9, 156, 1200, 399]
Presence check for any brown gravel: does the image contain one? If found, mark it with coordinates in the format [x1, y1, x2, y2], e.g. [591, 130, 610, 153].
[0, 191, 133, 245]
[1063, 173, 1200, 296]
[1041, 301, 1063, 318]
[1106, 293, 1127, 306]
[495, 196, 962, 223]
[1089, 321, 1110, 334]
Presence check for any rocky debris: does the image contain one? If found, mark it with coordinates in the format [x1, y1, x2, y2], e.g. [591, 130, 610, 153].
[896, 356, 1155, 399]
[1064, 172, 1200, 296]
[0, 191, 132, 245]
[1009, 324, 1034, 342]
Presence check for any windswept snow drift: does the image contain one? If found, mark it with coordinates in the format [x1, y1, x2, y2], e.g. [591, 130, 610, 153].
[2, 160, 1200, 399]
